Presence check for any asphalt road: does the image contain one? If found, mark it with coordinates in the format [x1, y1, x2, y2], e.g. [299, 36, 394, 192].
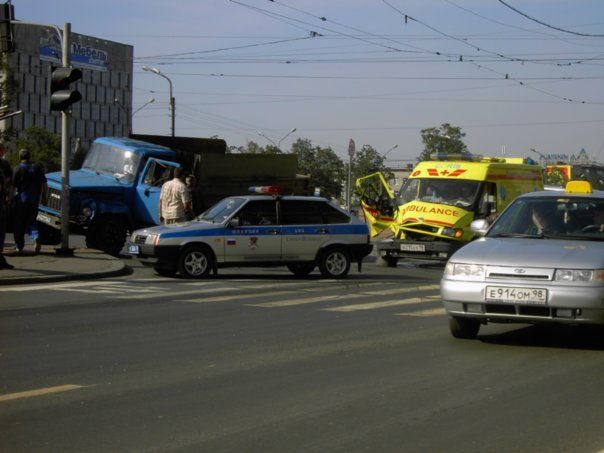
[1, 261, 603, 452]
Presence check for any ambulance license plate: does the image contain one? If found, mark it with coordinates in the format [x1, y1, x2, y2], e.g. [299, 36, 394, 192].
[400, 244, 425, 252]
[128, 245, 140, 255]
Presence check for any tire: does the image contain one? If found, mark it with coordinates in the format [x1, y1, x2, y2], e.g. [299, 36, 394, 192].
[318, 247, 351, 279]
[448, 316, 480, 339]
[177, 245, 212, 279]
[86, 217, 127, 256]
[287, 263, 315, 277]
[154, 266, 177, 277]
[37, 222, 61, 245]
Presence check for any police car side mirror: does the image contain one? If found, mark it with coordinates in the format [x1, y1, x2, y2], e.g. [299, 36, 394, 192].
[227, 218, 239, 228]
[471, 219, 490, 236]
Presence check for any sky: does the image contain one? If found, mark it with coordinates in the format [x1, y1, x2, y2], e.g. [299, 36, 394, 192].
[16, 0, 604, 163]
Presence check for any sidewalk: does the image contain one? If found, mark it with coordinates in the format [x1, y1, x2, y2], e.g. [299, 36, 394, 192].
[0, 240, 130, 285]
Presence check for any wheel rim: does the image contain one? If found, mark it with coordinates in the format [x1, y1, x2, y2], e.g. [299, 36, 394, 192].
[325, 251, 347, 276]
[183, 251, 208, 276]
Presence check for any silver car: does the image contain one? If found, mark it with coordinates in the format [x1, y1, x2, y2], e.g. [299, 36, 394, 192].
[441, 181, 604, 339]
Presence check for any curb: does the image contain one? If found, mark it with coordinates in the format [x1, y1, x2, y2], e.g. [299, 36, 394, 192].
[0, 262, 132, 286]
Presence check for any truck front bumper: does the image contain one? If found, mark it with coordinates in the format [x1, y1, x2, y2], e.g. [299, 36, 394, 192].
[376, 238, 463, 261]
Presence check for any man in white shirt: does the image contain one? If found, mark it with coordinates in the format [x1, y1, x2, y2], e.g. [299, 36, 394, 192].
[159, 167, 192, 224]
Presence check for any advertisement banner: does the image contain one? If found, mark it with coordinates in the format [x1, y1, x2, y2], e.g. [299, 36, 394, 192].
[39, 34, 108, 72]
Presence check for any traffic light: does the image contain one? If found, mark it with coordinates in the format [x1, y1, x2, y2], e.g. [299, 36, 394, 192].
[50, 66, 82, 111]
[0, 2, 14, 53]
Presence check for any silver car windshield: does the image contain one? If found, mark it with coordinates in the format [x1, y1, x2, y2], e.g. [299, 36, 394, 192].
[197, 197, 246, 223]
[488, 197, 604, 240]
[397, 178, 482, 209]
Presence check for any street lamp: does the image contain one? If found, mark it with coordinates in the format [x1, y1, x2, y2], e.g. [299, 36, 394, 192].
[257, 128, 297, 151]
[133, 98, 156, 116]
[142, 66, 175, 137]
[382, 144, 399, 159]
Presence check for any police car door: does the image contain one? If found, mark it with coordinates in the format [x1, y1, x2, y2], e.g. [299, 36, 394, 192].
[225, 199, 281, 262]
[280, 199, 330, 261]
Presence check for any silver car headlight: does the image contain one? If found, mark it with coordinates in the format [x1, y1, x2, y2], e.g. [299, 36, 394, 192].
[444, 262, 486, 280]
[555, 269, 604, 282]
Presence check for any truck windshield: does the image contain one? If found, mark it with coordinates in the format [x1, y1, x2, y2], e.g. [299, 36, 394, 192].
[197, 197, 246, 223]
[82, 142, 141, 183]
[397, 178, 481, 209]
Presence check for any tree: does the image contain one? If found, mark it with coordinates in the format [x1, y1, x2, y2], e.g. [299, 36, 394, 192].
[291, 138, 345, 199]
[418, 123, 467, 161]
[352, 144, 393, 182]
[12, 126, 61, 172]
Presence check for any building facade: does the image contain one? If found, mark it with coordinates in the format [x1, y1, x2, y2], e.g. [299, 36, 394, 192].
[0, 23, 133, 153]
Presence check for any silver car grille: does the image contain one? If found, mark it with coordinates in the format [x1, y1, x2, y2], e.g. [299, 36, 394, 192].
[486, 265, 554, 281]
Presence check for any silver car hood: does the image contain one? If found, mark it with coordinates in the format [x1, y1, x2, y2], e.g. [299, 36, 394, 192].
[451, 237, 604, 269]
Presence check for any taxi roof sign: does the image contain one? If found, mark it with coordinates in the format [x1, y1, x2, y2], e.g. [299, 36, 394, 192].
[565, 180, 592, 194]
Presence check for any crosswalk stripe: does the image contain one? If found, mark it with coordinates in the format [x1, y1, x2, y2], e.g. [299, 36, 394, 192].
[251, 284, 439, 308]
[323, 296, 428, 312]
[0, 280, 127, 292]
[395, 307, 445, 317]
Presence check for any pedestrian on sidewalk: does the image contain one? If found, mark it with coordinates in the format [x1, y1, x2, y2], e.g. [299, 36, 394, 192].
[0, 145, 14, 269]
[159, 167, 192, 224]
[12, 148, 47, 254]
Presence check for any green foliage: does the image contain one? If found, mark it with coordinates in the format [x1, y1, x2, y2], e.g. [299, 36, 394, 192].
[291, 138, 345, 199]
[352, 144, 393, 183]
[12, 126, 61, 172]
[231, 140, 283, 154]
[418, 123, 467, 161]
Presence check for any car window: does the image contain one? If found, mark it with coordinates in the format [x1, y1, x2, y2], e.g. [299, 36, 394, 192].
[488, 197, 604, 239]
[234, 200, 277, 226]
[280, 200, 323, 225]
[198, 197, 246, 223]
[318, 202, 351, 224]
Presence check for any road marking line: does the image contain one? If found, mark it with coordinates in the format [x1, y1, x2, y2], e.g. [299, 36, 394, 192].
[323, 296, 429, 312]
[0, 384, 86, 403]
[0, 281, 126, 292]
[252, 284, 439, 308]
[395, 307, 446, 317]
[179, 290, 304, 304]
[58, 284, 167, 294]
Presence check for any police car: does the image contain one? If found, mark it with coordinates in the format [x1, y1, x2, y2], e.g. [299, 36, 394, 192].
[128, 187, 373, 279]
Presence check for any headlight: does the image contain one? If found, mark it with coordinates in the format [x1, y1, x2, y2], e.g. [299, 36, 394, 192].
[442, 227, 463, 239]
[555, 269, 604, 282]
[444, 262, 485, 280]
[148, 234, 160, 246]
[81, 207, 92, 218]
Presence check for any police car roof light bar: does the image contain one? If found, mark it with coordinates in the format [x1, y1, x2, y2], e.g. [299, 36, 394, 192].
[248, 186, 283, 195]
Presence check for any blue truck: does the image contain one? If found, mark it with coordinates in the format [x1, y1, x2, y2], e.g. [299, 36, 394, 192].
[37, 134, 308, 255]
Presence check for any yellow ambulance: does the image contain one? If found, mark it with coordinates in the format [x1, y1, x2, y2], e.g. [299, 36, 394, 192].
[356, 153, 543, 266]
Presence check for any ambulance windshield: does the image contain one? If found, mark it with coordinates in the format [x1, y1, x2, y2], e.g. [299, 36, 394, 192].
[397, 178, 481, 209]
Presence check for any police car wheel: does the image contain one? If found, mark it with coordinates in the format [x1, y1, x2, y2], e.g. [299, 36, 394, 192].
[319, 247, 351, 278]
[287, 263, 315, 277]
[177, 246, 212, 278]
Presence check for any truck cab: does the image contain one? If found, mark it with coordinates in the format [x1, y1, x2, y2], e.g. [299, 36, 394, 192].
[38, 137, 181, 255]
[357, 153, 543, 266]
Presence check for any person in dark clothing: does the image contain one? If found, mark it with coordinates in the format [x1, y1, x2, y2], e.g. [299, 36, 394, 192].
[12, 148, 47, 253]
[0, 146, 14, 269]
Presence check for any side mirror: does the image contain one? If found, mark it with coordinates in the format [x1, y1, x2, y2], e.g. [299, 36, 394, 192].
[471, 219, 490, 237]
[227, 218, 239, 228]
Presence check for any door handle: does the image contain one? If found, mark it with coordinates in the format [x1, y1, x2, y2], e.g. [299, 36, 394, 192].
[267, 229, 280, 235]
[315, 228, 329, 234]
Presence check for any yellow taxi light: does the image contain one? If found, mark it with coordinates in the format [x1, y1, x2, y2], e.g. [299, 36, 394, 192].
[565, 181, 592, 194]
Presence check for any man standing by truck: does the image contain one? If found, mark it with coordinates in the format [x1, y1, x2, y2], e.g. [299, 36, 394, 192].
[159, 167, 192, 224]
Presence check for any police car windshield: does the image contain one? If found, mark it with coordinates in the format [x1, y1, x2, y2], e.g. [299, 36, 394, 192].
[197, 197, 246, 223]
[397, 178, 481, 209]
[488, 197, 604, 241]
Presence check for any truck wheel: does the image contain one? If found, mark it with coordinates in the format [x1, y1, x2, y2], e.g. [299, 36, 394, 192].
[287, 263, 315, 277]
[448, 316, 480, 339]
[86, 217, 127, 256]
[177, 245, 212, 279]
[318, 247, 351, 279]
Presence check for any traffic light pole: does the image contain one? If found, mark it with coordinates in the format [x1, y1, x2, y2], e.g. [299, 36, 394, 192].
[58, 22, 72, 255]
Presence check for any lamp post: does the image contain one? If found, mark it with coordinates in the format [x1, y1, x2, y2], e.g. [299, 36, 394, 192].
[257, 128, 297, 151]
[133, 98, 156, 116]
[142, 66, 175, 137]
[382, 144, 399, 159]
[347, 138, 356, 212]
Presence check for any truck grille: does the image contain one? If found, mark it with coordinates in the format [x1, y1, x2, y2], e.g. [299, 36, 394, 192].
[42, 187, 62, 211]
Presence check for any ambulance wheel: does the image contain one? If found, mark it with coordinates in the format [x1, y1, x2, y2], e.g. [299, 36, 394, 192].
[319, 247, 351, 279]
[177, 245, 212, 279]
[448, 316, 480, 339]
[287, 263, 315, 277]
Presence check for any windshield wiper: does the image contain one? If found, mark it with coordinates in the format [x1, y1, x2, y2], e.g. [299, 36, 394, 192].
[546, 233, 603, 241]
[489, 232, 544, 239]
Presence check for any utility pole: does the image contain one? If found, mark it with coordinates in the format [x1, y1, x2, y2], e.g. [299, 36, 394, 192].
[58, 22, 72, 255]
[347, 138, 355, 212]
